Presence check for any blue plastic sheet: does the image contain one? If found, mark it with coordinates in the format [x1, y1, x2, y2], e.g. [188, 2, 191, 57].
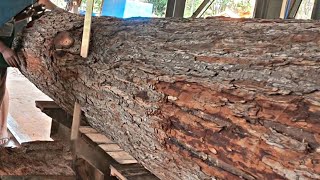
[101, 0, 153, 18]
[0, 0, 36, 27]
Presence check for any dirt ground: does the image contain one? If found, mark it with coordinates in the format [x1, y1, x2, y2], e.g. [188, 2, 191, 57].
[6, 68, 52, 142]
[0, 141, 73, 176]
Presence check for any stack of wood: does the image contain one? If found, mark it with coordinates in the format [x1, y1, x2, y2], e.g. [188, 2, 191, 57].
[16, 11, 320, 179]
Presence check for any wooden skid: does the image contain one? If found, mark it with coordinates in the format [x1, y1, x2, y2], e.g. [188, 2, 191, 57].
[35, 100, 159, 180]
[80, 126, 138, 164]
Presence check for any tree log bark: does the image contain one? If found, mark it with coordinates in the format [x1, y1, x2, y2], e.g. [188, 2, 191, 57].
[16, 11, 320, 180]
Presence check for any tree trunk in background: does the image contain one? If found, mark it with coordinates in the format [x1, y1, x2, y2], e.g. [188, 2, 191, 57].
[16, 11, 320, 180]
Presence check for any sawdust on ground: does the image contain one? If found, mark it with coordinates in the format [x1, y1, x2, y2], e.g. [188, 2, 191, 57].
[0, 141, 73, 176]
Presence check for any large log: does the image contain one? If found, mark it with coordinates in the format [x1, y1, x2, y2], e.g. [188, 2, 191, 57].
[15, 11, 320, 180]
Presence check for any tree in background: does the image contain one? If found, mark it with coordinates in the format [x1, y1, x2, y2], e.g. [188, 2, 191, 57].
[184, 0, 255, 18]
[79, 0, 103, 13]
[143, 0, 168, 17]
[52, 0, 103, 13]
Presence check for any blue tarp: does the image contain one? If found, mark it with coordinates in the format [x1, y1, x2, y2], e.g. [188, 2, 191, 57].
[101, 0, 153, 18]
[0, 0, 36, 27]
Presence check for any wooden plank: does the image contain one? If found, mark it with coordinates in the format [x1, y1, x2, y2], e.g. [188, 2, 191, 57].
[84, 133, 115, 144]
[110, 164, 159, 180]
[75, 136, 116, 179]
[7, 114, 32, 144]
[71, 102, 81, 168]
[36, 100, 74, 129]
[80, 0, 94, 58]
[5, 131, 20, 148]
[108, 151, 138, 165]
[107, 151, 135, 161]
[79, 126, 98, 134]
[99, 144, 122, 152]
[70, 102, 81, 141]
[36, 100, 88, 129]
[35, 100, 60, 111]
[110, 165, 128, 180]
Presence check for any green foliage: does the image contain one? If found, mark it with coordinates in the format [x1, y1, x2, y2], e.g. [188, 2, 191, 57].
[184, 0, 255, 18]
[143, 0, 167, 17]
[52, 0, 103, 13]
[80, 0, 103, 13]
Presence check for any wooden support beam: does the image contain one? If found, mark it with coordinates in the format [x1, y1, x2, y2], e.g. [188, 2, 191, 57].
[191, 0, 211, 18]
[71, 103, 81, 168]
[165, 0, 186, 17]
[35, 100, 60, 110]
[36, 101, 74, 132]
[254, 0, 284, 19]
[35, 101, 158, 179]
[110, 164, 159, 180]
[312, 0, 320, 19]
[71, 102, 81, 141]
[79, 126, 138, 165]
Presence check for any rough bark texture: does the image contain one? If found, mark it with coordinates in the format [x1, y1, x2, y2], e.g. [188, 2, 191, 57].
[16, 11, 320, 180]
